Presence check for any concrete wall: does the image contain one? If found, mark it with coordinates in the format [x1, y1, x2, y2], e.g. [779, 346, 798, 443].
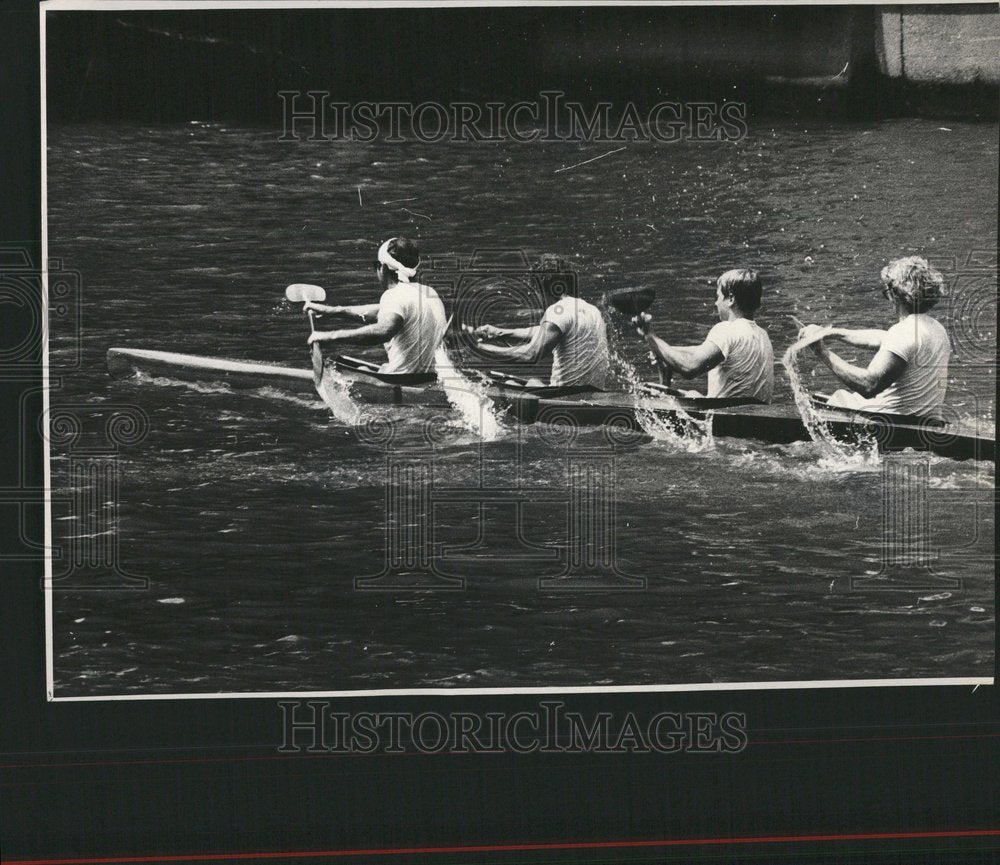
[880, 5, 1000, 84]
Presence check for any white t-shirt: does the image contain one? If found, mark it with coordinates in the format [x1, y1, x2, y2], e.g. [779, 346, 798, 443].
[378, 282, 447, 374]
[705, 319, 774, 402]
[845, 314, 951, 417]
[542, 296, 609, 388]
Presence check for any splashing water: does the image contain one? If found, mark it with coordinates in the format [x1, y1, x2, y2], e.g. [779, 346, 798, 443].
[613, 353, 714, 452]
[311, 350, 501, 440]
[781, 329, 880, 468]
[434, 347, 502, 441]
[315, 368, 362, 426]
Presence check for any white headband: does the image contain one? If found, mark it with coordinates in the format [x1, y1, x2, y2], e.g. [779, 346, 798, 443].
[377, 238, 418, 283]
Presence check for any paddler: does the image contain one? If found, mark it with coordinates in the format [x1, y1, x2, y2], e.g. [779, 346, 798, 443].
[797, 256, 950, 418]
[470, 255, 609, 390]
[304, 237, 447, 374]
[633, 269, 774, 403]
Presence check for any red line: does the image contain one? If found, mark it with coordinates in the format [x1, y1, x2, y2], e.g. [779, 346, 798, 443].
[3, 732, 999, 770]
[752, 731, 1000, 747]
[4, 830, 1000, 865]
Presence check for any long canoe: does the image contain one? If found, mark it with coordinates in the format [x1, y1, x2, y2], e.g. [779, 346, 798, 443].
[106, 346, 451, 406]
[107, 347, 317, 393]
[106, 348, 995, 462]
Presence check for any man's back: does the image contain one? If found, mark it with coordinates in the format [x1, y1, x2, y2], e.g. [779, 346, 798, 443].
[705, 318, 774, 402]
[378, 282, 447, 374]
[543, 296, 609, 388]
[861, 314, 950, 417]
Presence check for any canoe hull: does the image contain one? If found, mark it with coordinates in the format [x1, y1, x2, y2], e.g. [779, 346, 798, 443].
[107, 347, 317, 393]
[528, 395, 994, 462]
[106, 348, 995, 462]
[107, 347, 453, 406]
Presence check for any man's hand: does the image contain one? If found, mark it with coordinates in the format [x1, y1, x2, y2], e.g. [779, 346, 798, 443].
[795, 323, 830, 359]
[307, 331, 334, 345]
[303, 300, 338, 315]
[631, 312, 653, 337]
[472, 324, 505, 342]
[797, 323, 827, 342]
[799, 324, 832, 360]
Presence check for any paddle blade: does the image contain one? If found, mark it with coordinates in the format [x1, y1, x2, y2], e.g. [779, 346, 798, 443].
[605, 287, 655, 316]
[286, 284, 327, 303]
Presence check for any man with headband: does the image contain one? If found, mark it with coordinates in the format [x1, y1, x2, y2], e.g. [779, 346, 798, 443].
[797, 256, 951, 418]
[305, 237, 447, 375]
[471, 255, 609, 391]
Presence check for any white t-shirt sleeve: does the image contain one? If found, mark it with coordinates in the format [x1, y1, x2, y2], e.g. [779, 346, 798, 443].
[705, 321, 733, 358]
[542, 301, 574, 334]
[378, 286, 407, 321]
[880, 320, 916, 363]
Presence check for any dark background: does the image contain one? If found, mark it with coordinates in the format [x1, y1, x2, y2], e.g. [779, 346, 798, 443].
[44, 6, 858, 121]
[3, 3, 998, 862]
[43, 5, 1000, 123]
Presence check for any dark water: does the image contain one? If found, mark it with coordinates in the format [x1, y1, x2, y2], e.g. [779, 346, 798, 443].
[47, 120, 996, 695]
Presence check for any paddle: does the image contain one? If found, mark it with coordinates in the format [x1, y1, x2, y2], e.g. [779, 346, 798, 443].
[790, 315, 850, 342]
[605, 286, 655, 316]
[788, 316, 837, 409]
[641, 380, 684, 398]
[601, 287, 672, 387]
[306, 312, 324, 387]
[285, 284, 328, 387]
[488, 370, 530, 387]
[285, 284, 327, 304]
[338, 354, 380, 372]
[654, 358, 673, 389]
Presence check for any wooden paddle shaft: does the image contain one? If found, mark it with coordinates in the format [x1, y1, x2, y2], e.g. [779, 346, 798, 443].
[308, 310, 323, 387]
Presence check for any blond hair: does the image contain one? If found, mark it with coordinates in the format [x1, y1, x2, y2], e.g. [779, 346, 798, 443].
[717, 269, 762, 315]
[880, 256, 945, 312]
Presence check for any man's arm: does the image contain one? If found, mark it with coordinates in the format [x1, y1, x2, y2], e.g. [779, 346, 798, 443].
[308, 311, 404, 347]
[304, 300, 383, 323]
[645, 333, 724, 379]
[475, 323, 561, 363]
[825, 328, 887, 350]
[472, 324, 540, 344]
[818, 345, 907, 397]
[488, 325, 538, 341]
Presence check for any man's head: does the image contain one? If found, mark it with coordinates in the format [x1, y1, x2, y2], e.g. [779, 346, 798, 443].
[533, 254, 578, 302]
[375, 237, 420, 286]
[715, 269, 763, 320]
[879, 256, 944, 313]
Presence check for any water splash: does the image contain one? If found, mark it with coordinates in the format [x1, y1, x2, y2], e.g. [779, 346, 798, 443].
[309, 350, 502, 440]
[781, 329, 879, 468]
[434, 347, 502, 441]
[613, 353, 713, 452]
[315, 368, 361, 425]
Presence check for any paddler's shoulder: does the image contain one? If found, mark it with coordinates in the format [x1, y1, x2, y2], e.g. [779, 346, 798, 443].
[578, 295, 605, 316]
[407, 280, 442, 299]
[544, 295, 604, 317]
[380, 280, 441, 300]
[729, 317, 772, 336]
